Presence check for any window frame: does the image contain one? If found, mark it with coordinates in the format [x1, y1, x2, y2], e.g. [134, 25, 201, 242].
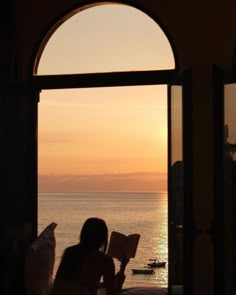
[33, 68, 177, 292]
[31, 70, 177, 90]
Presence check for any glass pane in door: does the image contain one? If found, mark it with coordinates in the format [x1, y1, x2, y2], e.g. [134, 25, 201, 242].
[168, 85, 184, 293]
[223, 83, 236, 295]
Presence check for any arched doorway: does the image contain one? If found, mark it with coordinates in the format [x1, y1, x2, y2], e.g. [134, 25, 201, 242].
[33, 2, 179, 291]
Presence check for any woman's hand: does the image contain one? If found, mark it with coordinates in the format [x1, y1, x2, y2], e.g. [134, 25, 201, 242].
[114, 258, 129, 293]
[119, 257, 130, 273]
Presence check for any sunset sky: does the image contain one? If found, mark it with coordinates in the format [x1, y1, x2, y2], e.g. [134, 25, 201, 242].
[37, 4, 175, 192]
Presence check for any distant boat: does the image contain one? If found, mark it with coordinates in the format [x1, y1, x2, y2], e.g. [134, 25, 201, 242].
[147, 259, 166, 268]
[132, 268, 155, 274]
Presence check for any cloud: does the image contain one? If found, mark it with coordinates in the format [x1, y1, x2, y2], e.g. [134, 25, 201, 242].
[38, 172, 167, 193]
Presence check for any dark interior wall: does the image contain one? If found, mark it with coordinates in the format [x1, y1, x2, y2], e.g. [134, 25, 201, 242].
[1, 1, 235, 294]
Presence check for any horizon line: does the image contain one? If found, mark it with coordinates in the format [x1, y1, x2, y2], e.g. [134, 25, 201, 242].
[38, 191, 168, 193]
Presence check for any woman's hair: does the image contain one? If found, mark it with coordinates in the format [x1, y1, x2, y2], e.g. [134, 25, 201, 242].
[52, 218, 109, 287]
[80, 217, 108, 252]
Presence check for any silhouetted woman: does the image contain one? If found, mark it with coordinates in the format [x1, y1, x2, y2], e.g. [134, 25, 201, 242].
[51, 217, 128, 295]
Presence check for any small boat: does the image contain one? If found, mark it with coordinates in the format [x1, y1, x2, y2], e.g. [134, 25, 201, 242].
[132, 268, 155, 274]
[147, 259, 166, 268]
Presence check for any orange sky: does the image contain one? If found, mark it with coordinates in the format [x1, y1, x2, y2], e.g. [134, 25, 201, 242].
[37, 4, 175, 192]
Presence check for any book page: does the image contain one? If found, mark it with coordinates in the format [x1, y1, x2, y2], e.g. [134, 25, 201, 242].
[127, 234, 140, 258]
[107, 231, 140, 259]
[107, 231, 127, 259]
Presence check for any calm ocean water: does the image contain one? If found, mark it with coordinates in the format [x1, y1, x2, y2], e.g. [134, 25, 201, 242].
[38, 192, 168, 288]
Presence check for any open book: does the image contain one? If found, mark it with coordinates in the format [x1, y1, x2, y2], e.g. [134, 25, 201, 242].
[107, 231, 140, 259]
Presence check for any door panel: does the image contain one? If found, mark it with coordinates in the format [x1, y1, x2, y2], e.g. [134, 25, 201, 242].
[168, 84, 184, 294]
[168, 71, 192, 295]
[222, 75, 236, 295]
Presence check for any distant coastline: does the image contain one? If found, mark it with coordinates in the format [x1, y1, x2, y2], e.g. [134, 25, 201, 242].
[38, 171, 167, 193]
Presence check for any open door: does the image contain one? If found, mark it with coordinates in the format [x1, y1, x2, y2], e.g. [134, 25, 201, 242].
[223, 71, 236, 295]
[214, 66, 236, 295]
[168, 70, 192, 295]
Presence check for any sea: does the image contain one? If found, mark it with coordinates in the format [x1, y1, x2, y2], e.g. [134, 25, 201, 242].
[38, 192, 168, 288]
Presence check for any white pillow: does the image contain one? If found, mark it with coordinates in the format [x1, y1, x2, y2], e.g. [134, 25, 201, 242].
[24, 222, 57, 295]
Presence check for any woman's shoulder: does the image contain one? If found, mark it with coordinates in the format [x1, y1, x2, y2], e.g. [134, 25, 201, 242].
[65, 244, 80, 251]
[62, 244, 80, 257]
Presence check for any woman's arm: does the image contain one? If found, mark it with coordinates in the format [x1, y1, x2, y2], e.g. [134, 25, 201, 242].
[114, 258, 129, 293]
[53, 248, 72, 281]
[103, 256, 117, 295]
[119, 257, 130, 274]
[103, 256, 129, 295]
